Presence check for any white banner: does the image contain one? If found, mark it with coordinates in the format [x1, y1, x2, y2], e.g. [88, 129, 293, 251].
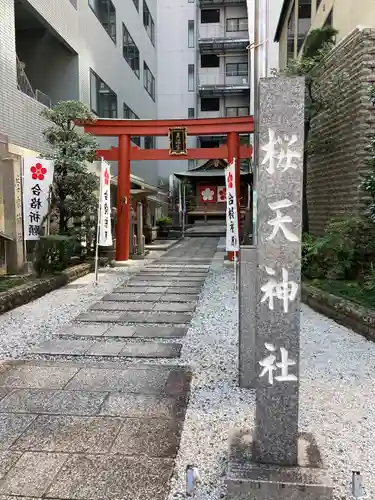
[246, 0, 255, 47]
[98, 160, 113, 247]
[22, 158, 54, 241]
[225, 159, 239, 252]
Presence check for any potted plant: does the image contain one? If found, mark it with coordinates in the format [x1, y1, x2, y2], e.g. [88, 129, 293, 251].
[156, 216, 172, 238]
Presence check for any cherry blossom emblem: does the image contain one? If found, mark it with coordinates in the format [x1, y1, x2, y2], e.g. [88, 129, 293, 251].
[201, 187, 215, 202]
[227, 172, 233, 189]
[218, 187, 226, 201]
[30, 162, 47, 181]
[104, 168, 109, 185]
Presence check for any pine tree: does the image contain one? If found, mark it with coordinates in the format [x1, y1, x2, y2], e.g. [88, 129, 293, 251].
[41, 100, 99, 234]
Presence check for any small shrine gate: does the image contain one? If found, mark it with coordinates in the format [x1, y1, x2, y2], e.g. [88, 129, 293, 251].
[82, 116, 254, 262]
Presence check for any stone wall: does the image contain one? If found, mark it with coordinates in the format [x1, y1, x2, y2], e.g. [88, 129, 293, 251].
[307, 28, 375, 236]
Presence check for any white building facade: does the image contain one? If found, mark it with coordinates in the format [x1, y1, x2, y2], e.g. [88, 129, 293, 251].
[0, 0, 158, 184]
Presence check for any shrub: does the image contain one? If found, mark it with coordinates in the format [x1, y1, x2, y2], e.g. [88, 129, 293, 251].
[302, 215, 371, 279]
[156, 216, 172, 227]
[34, 235, 77, 277]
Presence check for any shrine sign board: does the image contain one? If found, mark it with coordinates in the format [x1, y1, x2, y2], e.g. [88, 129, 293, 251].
[169, 127, 187, 155]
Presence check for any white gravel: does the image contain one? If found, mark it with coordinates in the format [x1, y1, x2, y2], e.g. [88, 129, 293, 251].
[0, 266, 130, 360]
[167, 252, 375, 500]
[0, 247, 374, 500]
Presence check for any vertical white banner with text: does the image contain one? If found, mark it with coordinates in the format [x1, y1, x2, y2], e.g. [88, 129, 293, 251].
[23, 158, 54, 241]
[225, 159, 239, 252]
[98, 160, 113, 247]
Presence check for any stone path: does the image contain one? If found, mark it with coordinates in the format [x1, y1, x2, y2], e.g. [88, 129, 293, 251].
[0, 237, 219, 500]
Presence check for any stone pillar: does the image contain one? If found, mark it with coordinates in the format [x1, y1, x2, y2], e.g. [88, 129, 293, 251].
[136, 202, 144, 255]
[1, 156, 24, 273]
[227, 77, 332, 499]
[129, 206, 134, 255]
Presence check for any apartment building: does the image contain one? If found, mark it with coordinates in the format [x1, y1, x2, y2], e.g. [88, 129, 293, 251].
[156, 0, 250, 177]
[275, 0, 375, 69]
[0, 0, 158, 184]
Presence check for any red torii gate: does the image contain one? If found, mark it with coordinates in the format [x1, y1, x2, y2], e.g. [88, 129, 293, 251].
[82, 116, 254, 262]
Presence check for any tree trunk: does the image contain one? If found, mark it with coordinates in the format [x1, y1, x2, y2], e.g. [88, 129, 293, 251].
[303, 118, 310, 234]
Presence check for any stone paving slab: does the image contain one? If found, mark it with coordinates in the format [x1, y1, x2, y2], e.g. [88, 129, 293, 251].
[112, 287, 149, 293]
[0, 389, 108, 416]
[160, 294, 199, 302]
[0, 365, 80, 389]
[65, 367, 171, 393]
[44, 454, 174, 500]
[120, 342, 181, 358]
[76, 312, 124, 323]
[55, 324, 111, 337]
[12, 415, 123, 453]
[0, 451, 22, 479]
[167, 286, 201, 294]
[90, 302, 155, 311]
[103, 325, 137, 337]
[128, 280, 173, 287]
[111, 417, 181, 457]
[32, 340, 93, 356]
[0, 413, 37, 449]
[133, 326, 187, 338]
[153, 303, 196, 312]
[86, 342, 125, 357]
[99, 393, 176, 419]
[118, 312, 192, 324]
[102, 293, 144, 301]
[0, 451, 68, 497]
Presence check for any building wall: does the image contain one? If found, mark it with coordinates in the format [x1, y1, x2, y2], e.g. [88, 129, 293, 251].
[0, 0, 158, 185]
[306, 27, 375, 235]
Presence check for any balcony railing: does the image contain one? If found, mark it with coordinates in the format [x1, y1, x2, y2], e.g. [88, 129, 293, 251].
[16, 56, 52, 108]
[198, 24, 249, 53]
[198, 71, 250, 97]
[199, 24, 248, 39]
[199, 0, 246, 6]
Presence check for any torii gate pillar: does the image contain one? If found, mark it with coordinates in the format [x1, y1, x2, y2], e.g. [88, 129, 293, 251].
[116, 134, 131, 262]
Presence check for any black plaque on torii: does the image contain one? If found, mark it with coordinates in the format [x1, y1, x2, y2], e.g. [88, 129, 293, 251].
[168, 127, 187, 155]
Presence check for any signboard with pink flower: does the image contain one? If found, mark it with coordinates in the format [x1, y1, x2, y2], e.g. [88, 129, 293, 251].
[225, 159, 239, 252]
[98, 160, 113, 247]
[199, 186, 216, 203]
[22, 157, 54, 241]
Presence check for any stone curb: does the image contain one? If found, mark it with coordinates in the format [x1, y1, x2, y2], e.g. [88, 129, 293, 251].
[302, 283, 375, 342]
[0, 262, 96, 316]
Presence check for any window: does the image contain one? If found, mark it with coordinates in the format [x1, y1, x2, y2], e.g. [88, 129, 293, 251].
[188, 20, 195, 48]
[90, 69, 117, 118]
[145, 136, 155, 149]
[144, 61, 155, 101]
[201, 9, 220, 23]
[287, 1, 295, 60]
[200, 97, 220, 112]
[188, 0, 194, 3]
[226, 62, 248, 76]
[226, 106, 249, 117]
[143, 0, 155, 45]
[226, 18, 248, 32]
[88, 0, 116, 43]
[132, 0, 139, 11]
[297, 0, 311, 52]
[201, 54, 220, 68]
[123, 24, 140, 77]
[188, 64, 195, 92]
[124, 103, 141, 146]
[188, 107, 195, 118]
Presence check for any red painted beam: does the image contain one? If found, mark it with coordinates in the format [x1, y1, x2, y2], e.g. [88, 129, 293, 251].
[83, 116, 254, 137]
[97, 145, 252, 161]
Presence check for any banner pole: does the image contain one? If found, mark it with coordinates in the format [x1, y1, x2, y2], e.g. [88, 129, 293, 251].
[182, 183, 186, 239]
[94, 160, 103, 286]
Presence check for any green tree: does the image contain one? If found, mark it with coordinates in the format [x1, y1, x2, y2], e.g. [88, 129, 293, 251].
[41, 101, 99, 234]
[279, 26, 341, 233]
